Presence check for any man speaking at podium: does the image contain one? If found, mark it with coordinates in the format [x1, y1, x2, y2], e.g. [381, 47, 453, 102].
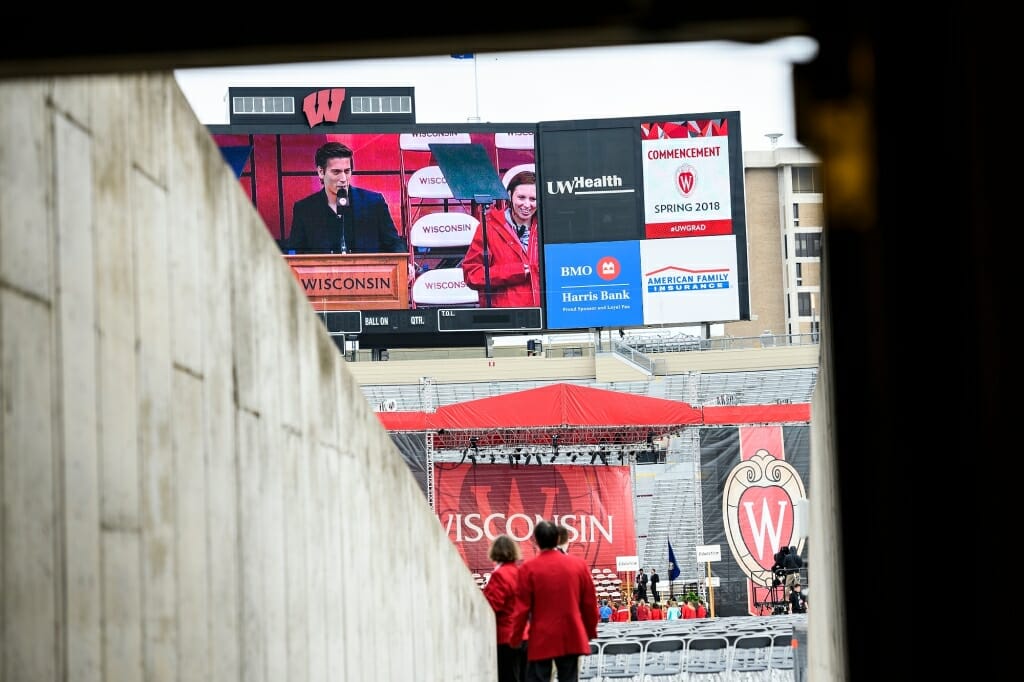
[284, 141, 407, 255]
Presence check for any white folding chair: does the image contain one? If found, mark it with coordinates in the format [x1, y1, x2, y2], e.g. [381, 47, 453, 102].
[411, 268, 479, 307]
[398, 132, 473, 235]
[407, 212, 478, 250]
[642, 635, 686, 681]
[729, 633, 773, 681]
[494, 131, 535, 176]
[769, 633, 796, 680]
[684, 634, 730, 679]
[598, 639, 645, 681]
[577, 641, 602, 680]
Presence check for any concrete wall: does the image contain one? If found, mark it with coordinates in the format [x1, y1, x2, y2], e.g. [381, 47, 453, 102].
[807, 275, 845, 681]
[0, 74, 494, 681]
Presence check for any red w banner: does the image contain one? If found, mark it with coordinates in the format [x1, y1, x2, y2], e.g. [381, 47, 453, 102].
[700, 425, 810, 616]
[433, 464, 636, 574]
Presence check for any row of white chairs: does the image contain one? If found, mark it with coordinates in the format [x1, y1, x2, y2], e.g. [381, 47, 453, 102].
[575, 630, 796, 681]
[596, 614, 804, 641]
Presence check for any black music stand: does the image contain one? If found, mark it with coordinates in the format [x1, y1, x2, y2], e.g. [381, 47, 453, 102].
[429, 143, 508, 308]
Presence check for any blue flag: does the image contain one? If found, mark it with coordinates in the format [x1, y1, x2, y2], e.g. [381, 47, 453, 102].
[668, 539, 681, 581]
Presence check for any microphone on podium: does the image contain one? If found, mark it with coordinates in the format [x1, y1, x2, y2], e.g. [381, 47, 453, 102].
[336, 187, 349, 253]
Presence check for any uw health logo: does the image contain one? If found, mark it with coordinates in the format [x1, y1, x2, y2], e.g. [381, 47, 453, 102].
[722, 450, 806, 589]
[676, 164, 697, 197]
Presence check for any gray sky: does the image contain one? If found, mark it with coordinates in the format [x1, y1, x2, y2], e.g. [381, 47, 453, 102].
[175, 37, 818, 152]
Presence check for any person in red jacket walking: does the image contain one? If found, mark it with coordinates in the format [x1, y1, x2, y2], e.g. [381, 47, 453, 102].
[483, 535, 526, 682]
[509, 520, 598, 682]
[462, 170, 540, 308]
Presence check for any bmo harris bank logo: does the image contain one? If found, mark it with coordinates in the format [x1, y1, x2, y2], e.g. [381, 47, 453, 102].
[645, 265, 730, 293]
[561, 256, 622, 281]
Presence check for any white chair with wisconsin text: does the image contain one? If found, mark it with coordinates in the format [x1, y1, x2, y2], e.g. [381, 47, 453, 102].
[410, 268, 479, 308]
[494, 131, 535, 176]
[398, 132, 472, 233]
[408, 212, 479, 251]
[407, 210, 480, 308]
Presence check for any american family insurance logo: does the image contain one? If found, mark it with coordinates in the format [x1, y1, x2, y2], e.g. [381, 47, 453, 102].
[645, 265, 730, 293]
[303, 88, 346, 127]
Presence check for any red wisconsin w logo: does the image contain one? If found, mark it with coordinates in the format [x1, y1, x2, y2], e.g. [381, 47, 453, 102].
[723, 450, 806, 589]
[303, 88, 346, 127]
[676, 164, 697, 196]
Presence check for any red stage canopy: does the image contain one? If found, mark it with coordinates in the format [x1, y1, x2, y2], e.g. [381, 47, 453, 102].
[434, 382, 701, 429]
[376, 382, 809, 449]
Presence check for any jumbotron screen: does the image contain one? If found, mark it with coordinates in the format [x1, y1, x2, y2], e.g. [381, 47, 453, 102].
[211, 110, 749, 348]
[212, 126, 542, 347]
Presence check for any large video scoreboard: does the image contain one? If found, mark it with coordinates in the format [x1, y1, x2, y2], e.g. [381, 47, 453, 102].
[211, 86, 748, 349]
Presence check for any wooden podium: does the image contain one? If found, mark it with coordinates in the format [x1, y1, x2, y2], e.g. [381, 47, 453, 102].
[284, 253, 409, 311]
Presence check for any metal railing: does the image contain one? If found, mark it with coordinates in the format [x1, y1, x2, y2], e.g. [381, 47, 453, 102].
[611, 339, 656, 373]
[620, 332, 818, 354]
[351, 332, 818, 362]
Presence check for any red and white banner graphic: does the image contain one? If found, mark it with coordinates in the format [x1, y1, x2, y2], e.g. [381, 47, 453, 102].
[434, 464, 636, 573]
[724, 425, 807, 615]
[641, 118, 733, 239]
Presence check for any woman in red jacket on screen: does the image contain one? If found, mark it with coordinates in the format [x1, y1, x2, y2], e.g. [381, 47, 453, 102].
[461, 170, 540, 308]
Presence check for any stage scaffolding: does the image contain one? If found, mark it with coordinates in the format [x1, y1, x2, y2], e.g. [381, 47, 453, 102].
[424, 424, 678, 514]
